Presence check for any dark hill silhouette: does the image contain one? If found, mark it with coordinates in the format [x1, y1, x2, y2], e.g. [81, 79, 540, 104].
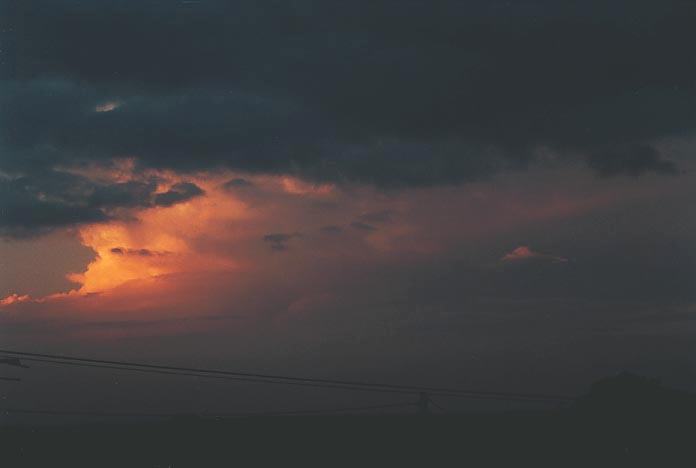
[574, 372, 696, 417]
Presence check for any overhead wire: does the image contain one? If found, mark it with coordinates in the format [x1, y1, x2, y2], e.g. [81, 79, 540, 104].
[1, 402, 415, 419]
[0, 348, 575, 402]
[427, 397, 449, 413]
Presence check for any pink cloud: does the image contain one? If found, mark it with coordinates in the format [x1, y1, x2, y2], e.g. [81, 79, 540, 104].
[501, 246, 568, 264]
[0, 293, 31, 307]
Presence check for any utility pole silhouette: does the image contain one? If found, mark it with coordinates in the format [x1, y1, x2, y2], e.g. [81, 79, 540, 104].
[416, 392, 431, 415]
[0, 357, 29, 382]
[0, 358, 29, 368]
[0, 357, 28, 383]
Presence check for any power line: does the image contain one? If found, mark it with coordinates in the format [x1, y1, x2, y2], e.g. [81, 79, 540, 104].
[0, 348, 575, 402]
[1, 408, 177, 419]
[0, 377, 21, 382]
[217, 402, 416, 417]
[20, 357, 420, 396]
[1, 402, 415, 419]
[427, 397, 449, 413]
[1, 349, 457, 394]
[27, 356, 562, 401]
[0, 348, 574, 401]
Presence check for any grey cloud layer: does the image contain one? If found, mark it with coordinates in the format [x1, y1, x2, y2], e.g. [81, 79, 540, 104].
[1, 0, 694, 234]
[0, 170, 204, 236]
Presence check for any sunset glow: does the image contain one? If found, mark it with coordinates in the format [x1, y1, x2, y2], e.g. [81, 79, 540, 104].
[68, 174, 250, 294]
[2, 1, 695, 443]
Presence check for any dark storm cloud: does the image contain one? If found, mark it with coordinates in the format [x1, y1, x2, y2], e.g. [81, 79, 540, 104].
[350, 221, 377, 232]
[0, 169, 204, 236]
[0, 176, 108, 237]
[1, 0, 695, 235]
[110, 247, 167, 257]
[222, 178, 254, 190]
[0, 79, 312, 173]
[586, 144, 679, 178]
[263, 232, 302, 251]
[152, 182, 204, 207]
[4, 0, 694, 173]
[88, 181, 159, 208]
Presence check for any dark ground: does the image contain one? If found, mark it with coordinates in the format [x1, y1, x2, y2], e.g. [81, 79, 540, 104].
[1, 373, 695, 467]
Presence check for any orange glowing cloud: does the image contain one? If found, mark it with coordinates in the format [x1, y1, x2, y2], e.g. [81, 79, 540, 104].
[280, 176, 334, 196]
[0, 167, 349, 311]
[69, 174, 249, 294]
[1, 164, 683, 316]
[43, 169, 343, 300]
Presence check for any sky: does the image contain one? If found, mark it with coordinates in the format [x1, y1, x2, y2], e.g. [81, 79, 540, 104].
[0, 0, 695, 417]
